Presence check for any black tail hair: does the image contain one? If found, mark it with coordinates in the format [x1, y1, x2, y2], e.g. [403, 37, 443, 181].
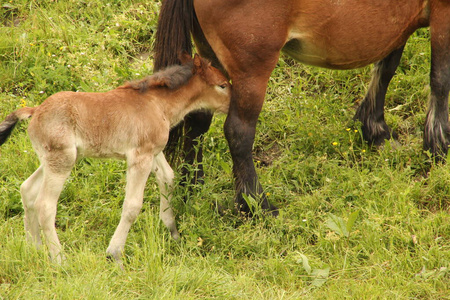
[0, 113, 19, 146]
[154, 0, 194, 71]
[154, 0, 196, 164]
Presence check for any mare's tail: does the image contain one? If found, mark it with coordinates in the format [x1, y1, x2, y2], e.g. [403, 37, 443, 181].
[0, 107, 35, 145]
[154, 0, 194, 71]
[154, 0, 195, 163]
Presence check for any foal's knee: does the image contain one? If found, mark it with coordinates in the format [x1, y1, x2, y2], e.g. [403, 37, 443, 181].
[20, 182, 33, 207]
[122, 203, 143, 223]
[155, 164, 174, 186]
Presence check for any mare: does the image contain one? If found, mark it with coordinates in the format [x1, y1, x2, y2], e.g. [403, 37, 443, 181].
[154, 0, 450, 216]
[0, 54, 230, 266]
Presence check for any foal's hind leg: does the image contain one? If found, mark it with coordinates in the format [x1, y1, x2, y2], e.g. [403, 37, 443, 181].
[153, 152, 180, 240]
[20, 165, 44, 246]
[106, 153, 153, 264]
[354, 45, 405, 146]
[36, 154, 75, 263]
[37, 168, 71, 263]
[424, 4, 450, 162]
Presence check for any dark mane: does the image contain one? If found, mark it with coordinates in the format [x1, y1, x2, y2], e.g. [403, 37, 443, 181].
[119, 61, 194, 93]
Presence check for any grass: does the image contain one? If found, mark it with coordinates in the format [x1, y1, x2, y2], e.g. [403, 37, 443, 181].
[0, 1, 449, 299]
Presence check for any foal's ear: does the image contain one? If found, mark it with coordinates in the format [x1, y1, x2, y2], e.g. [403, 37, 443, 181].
[193, 54, 211, 75]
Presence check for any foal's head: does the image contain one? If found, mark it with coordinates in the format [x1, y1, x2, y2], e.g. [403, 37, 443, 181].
[122, 54, 231, 114]
[190, 54, 231, 114]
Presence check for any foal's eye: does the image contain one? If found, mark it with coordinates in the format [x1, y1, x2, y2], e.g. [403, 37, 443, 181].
[219, 83, 228, 89]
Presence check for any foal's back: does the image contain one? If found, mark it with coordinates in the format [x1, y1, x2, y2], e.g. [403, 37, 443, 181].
[28, 89, 169, 160]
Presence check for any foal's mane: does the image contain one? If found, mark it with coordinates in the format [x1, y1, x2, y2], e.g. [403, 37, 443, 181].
[119, 61, 194, 93]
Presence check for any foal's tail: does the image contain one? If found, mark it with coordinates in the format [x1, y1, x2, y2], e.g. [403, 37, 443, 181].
[0, 107, 35, 145]
[154, 0, 195, 163]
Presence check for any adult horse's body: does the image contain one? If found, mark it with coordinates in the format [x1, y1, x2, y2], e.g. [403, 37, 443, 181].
[155, 0, 450, 215]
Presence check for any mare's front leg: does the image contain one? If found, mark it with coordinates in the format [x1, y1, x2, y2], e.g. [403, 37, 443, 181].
[354, 45, 405, 146]
[424, 5, 450, 162]
[153, 152, 180, 239]
[224, 73, 279, 216]
[107, 153, 153, 266]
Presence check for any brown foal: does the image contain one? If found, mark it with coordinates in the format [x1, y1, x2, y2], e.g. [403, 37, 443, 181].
[0, 54, 230, 265]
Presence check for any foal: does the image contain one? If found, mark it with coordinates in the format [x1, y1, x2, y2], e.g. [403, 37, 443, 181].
[0, 54, 230, 264]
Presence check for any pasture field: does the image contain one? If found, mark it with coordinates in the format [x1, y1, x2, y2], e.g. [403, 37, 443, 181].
[0, 1, 448, 299]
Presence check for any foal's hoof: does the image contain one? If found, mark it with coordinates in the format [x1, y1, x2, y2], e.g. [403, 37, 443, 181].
[50, 253, 66, 265]
[106, 253, 125, 271]
[171, 231, 181, 240]
[106, 247, 125, 270]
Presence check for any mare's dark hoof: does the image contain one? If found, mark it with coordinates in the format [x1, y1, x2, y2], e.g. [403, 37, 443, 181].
[269, 206, 279, 217]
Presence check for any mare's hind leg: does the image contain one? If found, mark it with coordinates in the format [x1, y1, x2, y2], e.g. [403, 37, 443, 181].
[106, 153, 153, 264]
[153, 152, 180, 239]
[20, 165, 44, 246]
[424, 4, 450, 162]
[354, 45, 405, 146]
[181, 111, 213, 186]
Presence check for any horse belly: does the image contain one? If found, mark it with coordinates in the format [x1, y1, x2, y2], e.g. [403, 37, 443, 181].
[74, 134, 127, 160]
[283, 0, 428, 69]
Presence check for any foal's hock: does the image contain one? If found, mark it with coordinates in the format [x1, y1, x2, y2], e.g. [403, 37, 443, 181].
[0, 54, 230, 265]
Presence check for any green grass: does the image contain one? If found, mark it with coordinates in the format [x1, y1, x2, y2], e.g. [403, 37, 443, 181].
[1, 1, 448, 299]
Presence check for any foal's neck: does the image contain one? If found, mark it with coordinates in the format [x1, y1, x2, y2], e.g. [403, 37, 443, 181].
[156, 76, 207, 127]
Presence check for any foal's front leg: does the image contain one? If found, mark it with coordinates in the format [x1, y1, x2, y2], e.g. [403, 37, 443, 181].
[153, 152, 180, 240]
[106, 153, 153, 265]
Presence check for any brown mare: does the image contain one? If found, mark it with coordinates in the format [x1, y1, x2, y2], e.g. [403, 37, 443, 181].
[0, 54, 230, 265]
[154, 0, 450, 216]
